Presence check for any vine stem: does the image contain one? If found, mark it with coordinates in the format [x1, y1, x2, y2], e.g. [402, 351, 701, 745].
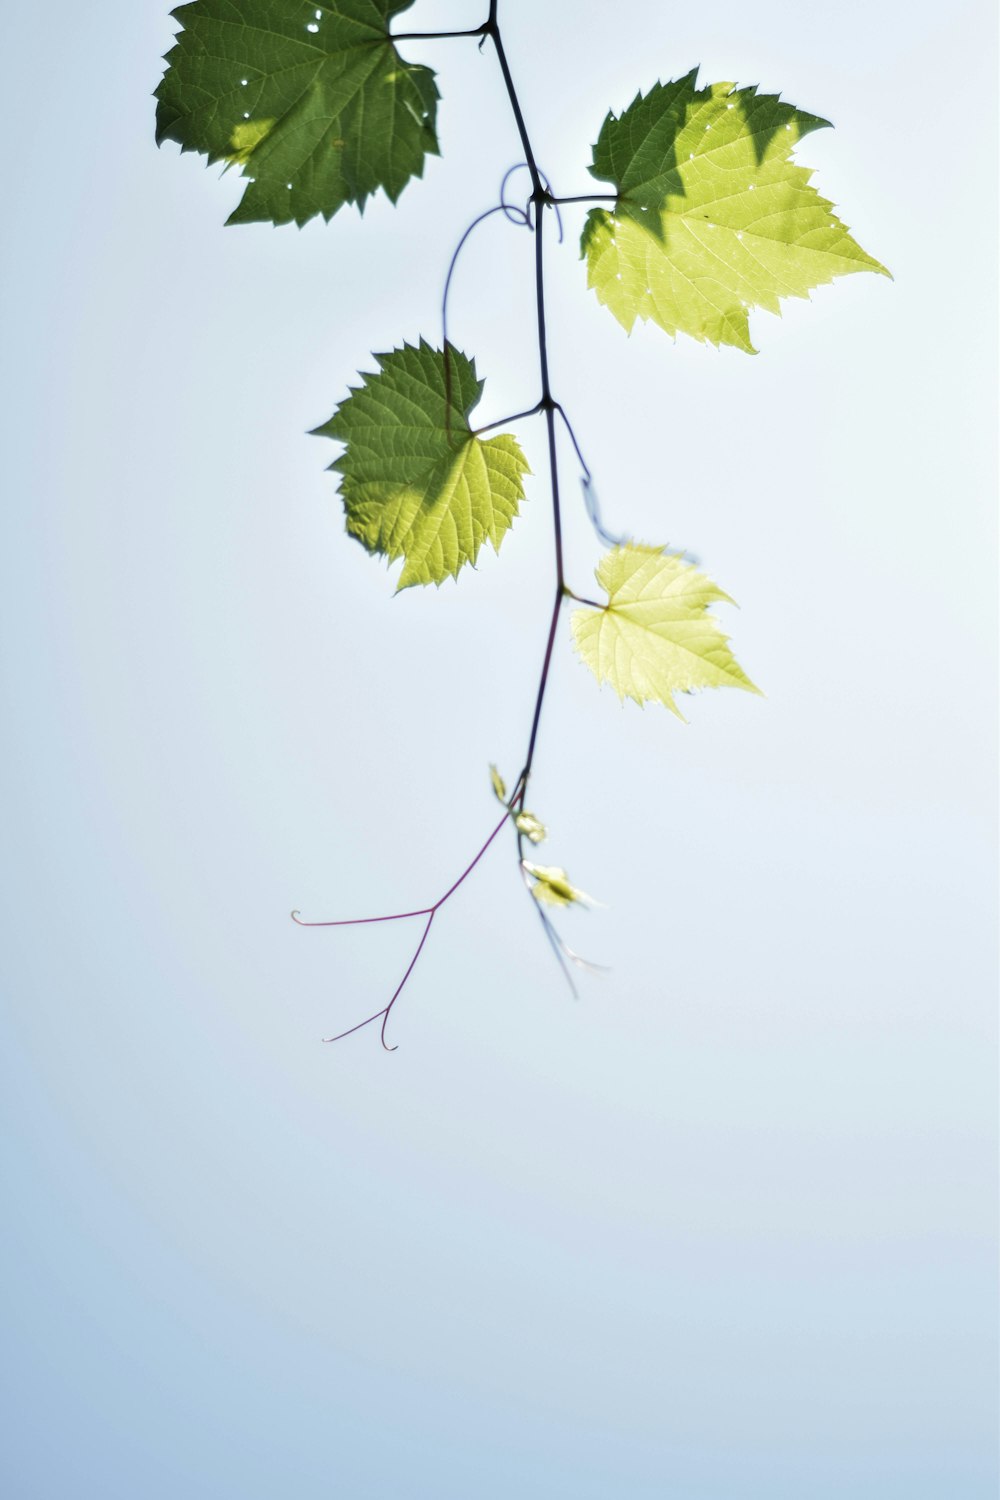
[485, 3, 542, 194]
[400, 2, 580, 810]
[485, 8, 564, 802]
[300, 5, 604, 1045]
[484, 5, 592, 996]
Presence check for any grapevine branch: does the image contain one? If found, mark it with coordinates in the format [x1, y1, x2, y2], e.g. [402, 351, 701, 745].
[154, 0, 888, 1050]
[297, 1, 616, 1045]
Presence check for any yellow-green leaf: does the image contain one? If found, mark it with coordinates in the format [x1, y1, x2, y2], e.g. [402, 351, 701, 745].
[571, 544, 759, 718]
[313, 341, 530, 590]
[489, 764, 507, 803]
[582, 70, 889, 352]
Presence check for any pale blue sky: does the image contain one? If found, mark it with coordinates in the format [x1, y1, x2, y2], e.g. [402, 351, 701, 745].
[2, 2, 997, 1496]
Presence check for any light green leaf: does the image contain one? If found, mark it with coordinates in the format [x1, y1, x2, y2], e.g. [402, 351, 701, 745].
[571, 544, 759, 718]
[522, 863, 593, 909]
[582, 69, 889, 352]
[155, 0, 439, 227]
[515, 811, 547, 845]
[489, 764, 507, 803]
[313, 341, 530, 590]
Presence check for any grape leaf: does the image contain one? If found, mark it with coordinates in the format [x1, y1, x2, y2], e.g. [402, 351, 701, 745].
[571, 544, 759, 717]
[522, 863, 593, 909]
[313, 341, 530, 590]
[155, 0, 439, 227]
[582, 69, 889, 352]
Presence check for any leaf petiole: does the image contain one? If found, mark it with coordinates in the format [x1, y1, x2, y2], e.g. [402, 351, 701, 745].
[472, 404, 544, 437]
[562, 590, 605, 611]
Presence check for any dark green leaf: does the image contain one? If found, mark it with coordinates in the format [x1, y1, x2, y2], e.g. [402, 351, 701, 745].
[155, 0, 439, 227]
